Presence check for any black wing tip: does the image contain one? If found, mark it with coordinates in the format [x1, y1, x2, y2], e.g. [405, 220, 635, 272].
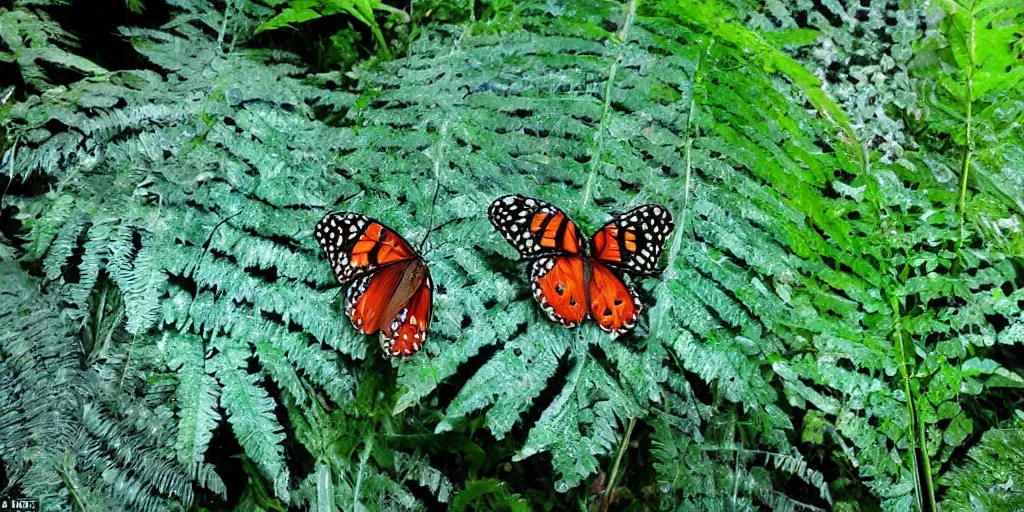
[626, 203, 677, 239]
[488, 194, 527, 212]
[315, 211, 355, 243]
[621, 202, 673, 219]
[316, 211, 334, 228]
[317, 210, 362, 230]
[488, 194, 531, 229]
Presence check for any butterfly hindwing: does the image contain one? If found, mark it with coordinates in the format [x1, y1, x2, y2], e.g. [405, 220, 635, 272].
[529, 256, 589, 328]
[489, 194, 584, 257]
[316, 212, 418, 284]
[379, 268, 432, 357]
[588, 261, 641, 336]
[592, 204, 675, 276]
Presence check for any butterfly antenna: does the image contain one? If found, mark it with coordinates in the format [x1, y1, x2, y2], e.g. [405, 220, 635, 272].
[332, 190, 364, 208]
[419, 121, 450, 253]
[418, 171, 443, 254]
[421, 218, 461, 256]
[188, 209, 244, 275]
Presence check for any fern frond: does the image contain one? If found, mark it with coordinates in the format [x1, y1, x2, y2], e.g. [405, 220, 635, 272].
[164, 331, 224, 494]
[4, 0, 1023, 508]
[110, 233, 170, 336]
[0, 7, 106, 90]
[0, 263, 83, 507]
[211, 347, 291, 500]
[940, 411, 1024, 510]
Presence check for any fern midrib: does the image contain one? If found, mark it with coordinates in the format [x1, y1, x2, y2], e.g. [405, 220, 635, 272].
[600, 417, 636, 512]
[890, 292, 937, 512]
[352, 434, 374, 510]
[582, 0, 636, 208]
[57, 456, 88, 512]
[665, 38, 708, 279]
[955, 1, 977, 260]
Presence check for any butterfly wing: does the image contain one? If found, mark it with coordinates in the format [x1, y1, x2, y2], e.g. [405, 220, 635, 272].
[591, 204, 675, 276]
[379, 266, 432, 357]
[528, 256, 589, 328]
[315, 212, 419, 284]
[345, 262, 408, 335]
[488, 194, 584, 258]
[317, 212, 432, 358]
[588, 261, 641, 336]
[345, 258, 432, 358]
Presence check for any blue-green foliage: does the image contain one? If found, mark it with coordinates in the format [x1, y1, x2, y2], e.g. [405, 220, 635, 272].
[1, 0, 1023, 510]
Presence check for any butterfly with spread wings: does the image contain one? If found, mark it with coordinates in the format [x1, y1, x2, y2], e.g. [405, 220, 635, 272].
[315, 212, 432, 358]
[488, 194, 674, 336]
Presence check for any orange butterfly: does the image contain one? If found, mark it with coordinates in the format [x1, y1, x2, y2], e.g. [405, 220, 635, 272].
[488, 195, 674, 336]
[315, 213, 432, 357]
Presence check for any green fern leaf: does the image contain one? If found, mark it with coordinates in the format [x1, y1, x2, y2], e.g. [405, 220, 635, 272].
[212, 348, 291, 499]
[165, 331, 224, 494]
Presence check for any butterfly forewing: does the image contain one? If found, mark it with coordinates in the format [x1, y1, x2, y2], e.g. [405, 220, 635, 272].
[316, 212, 418, 284]
[592, 204, 675, 276]
[488, 194, 584, 258]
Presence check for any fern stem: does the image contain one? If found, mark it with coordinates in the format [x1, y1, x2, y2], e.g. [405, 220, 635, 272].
[615, 0, 635, 40]
[955, 5, 977, 260]
[90, 306, 124, 364]
[667, 38, 710, 277]
[582, 60, 618, 209]
[216, 0, 232, 50]
[58, 456, 87, 512]
[582, 0, 636, 208]
[407, 0, 416, 58]
[0, 136, 15, 208]
[731, 446, 740, 505]
[600, 417, 636, 512]
[352, 435, 373, 510]
[889, 293, 936, 512]
[917, 399, 938, 512]
[119, 334, 137, 390]
[369, 21, 393, 60]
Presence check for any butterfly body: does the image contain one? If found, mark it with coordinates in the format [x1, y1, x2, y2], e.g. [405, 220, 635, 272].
[316, 212, 432, 357]
[489, 195, 673, 336]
